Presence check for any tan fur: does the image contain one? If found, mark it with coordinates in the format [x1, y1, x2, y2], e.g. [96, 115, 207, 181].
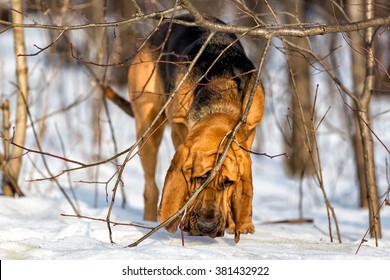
[128, 49, 166, 221]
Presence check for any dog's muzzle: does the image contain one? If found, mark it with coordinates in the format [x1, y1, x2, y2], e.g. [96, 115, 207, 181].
[186, 200, 225, 238]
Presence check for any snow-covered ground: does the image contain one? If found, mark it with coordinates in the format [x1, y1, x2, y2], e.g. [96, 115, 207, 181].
[0, 15, 389, 262]
[1, 156, 390, 260]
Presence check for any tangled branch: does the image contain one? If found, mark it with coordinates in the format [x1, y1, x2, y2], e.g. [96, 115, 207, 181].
[1, 4, 389, 39]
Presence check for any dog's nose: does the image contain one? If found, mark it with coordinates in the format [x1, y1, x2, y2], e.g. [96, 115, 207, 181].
[196, 205, 221, 234]
[197, 218, 219, 233]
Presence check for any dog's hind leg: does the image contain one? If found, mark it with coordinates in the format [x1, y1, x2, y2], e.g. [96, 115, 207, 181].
[128, 49, 166, 221]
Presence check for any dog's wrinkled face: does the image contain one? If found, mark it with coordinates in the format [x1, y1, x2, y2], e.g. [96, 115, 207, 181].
[183, 146, 245, 237]
[158, 114, 248, 238]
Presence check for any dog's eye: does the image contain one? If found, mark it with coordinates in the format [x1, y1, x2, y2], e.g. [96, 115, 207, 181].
[195, 171, 211, 185]
[222, 179, 235, 188]
[196, 176, 207, 185]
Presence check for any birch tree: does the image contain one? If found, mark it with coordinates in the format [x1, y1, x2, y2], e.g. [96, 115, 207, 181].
[1, 0, 28, 197]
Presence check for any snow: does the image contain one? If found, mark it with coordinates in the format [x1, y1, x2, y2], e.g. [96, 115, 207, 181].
[1, 190, 389, 260]
[1, 19, 390, 262]
[1, 115, 388, 261]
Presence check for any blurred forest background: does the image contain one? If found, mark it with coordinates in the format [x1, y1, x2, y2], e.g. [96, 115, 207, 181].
[0, 0, 389, 243]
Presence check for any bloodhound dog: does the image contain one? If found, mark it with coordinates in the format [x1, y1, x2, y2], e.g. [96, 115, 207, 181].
[128, 15, 265, 241]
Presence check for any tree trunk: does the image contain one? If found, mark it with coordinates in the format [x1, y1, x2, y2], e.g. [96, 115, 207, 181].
[355, 0, 381, 240]
[109, 1, 137, 85]
[85, 0, 107, 207]
[347, 0, 369, 208]
[284, 0, 315, 177]
[82, 0, 107, 152]
[1, 0, 28, 197]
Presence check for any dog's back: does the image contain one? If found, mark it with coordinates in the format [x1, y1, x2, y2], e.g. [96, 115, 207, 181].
[149, 15, 255, 96]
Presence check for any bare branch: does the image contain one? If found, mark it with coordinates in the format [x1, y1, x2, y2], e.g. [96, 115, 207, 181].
[1, 5, 388, 38]
[355, 184, 390, 254]
[234, 141, 288, 159]
[0, 6, 184, 34]
[0, 135, 86, 167]
[18, 30, 66, 57]
[61, 214, 153, 230]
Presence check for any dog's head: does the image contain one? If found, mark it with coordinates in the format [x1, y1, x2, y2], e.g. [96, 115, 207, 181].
[158, 113, 252, 238]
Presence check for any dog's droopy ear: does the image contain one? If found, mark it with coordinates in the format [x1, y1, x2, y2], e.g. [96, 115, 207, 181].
[158, 144, 191, 233]
[231, 154, 255, 242]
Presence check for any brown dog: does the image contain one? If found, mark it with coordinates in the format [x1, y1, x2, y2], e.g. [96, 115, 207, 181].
[128, 15, 265, 240]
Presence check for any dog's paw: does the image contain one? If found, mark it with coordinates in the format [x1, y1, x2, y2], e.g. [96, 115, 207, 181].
[234, 223, 255, 243]
[227, 223, 235, 234]
[227, 222, 255, 235]
[238, 222, 255, 234]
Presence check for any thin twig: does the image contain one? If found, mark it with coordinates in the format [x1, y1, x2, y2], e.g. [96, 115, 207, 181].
[1, 100, 10, 160]
[14, 81, 80, 215]
[18, 30, 66, 57]
[234, 140, 288, 159]
[312, 86, 342, 243]
[61, 214, 154, 230]
[0, 135, 86, 167]
[355, 188, 390, 254]
[0, 6, 185, 33]
[55, 124, 79, 211]
[356, 114, 390, 155]
[282, 39, 358, 104]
